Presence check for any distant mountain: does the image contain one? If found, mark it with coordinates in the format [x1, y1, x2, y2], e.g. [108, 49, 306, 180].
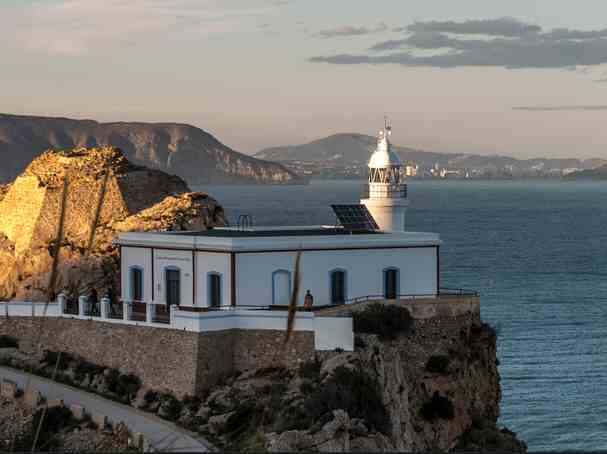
[564, 164, 607, 180]
[0, 114, 303, 185]
[255, 133, 605, 176]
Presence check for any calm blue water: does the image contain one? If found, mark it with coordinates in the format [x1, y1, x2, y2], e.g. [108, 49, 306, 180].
[197, 180, 607, 452]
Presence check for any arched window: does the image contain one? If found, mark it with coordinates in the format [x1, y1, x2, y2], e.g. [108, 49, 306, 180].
[383, 267, 400, 299]
[208, 273, 222, 308]
[165, 267, 181, 306]
[272, 270, 291, 306]
[330, 269, 347, 305]
[129, 267, 143, 302]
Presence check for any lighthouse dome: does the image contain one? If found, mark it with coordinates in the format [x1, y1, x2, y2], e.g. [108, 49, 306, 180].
[368, 148, 402, 168]
[368, 128, 402, 168]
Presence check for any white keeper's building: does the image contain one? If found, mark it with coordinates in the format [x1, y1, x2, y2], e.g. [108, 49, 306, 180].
[116, 124, 441, 309]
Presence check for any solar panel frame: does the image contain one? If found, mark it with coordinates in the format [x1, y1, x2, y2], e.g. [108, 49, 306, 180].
[331, 204, 380, 231]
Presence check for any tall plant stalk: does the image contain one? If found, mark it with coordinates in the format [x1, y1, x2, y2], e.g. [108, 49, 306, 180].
[284, 250, 302, 344]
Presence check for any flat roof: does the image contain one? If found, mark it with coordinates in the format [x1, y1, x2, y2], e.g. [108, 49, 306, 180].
[115, 225, 441, 252]
[169, 227, 383, 238]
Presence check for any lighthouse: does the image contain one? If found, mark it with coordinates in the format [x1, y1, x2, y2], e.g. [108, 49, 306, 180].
[361, 120, 409, 231]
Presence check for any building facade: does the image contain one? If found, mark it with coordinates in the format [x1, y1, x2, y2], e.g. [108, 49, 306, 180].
[117, 228, 441, 308]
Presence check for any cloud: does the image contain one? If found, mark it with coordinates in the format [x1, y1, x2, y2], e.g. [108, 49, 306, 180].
[513, 105, 607, 111]
[313, 23, 388, 39]
[311, 18, 607, 69]
[1, 0, 280, 55]
[407, 18, 542, 37]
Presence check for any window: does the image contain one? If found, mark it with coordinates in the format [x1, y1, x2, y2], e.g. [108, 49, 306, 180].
[130, 267, 143, 302]
[272, 270, 291, 306]
[330, 269, 347, 304]
[384, 268, 399, 299]
[208, 273, 222, 308]
[165, 267, 181, 306]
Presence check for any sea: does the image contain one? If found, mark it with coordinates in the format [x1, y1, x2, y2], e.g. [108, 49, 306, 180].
[196, 179, 607, 452]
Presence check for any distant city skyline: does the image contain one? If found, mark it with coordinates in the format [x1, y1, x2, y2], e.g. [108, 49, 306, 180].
[4, 0, 607, 158]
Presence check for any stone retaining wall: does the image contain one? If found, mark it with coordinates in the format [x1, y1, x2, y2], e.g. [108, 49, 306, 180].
[0, 317, 314, 396]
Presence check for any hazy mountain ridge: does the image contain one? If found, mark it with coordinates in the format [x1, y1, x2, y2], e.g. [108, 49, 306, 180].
[255, 133, 605, 175]
[564, 164, 607, 180]
[0, 114, 302, 185]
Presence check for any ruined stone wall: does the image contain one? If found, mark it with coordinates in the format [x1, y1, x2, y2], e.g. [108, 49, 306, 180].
[0, 176, 47, 254]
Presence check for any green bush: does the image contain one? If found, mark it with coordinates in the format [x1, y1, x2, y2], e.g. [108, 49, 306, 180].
[0, 335, 18, 348]
[75, 359, 103, 381]
[182, 394, 202, 412]
[15, 406, 74, 451]
[144, 390, 158, 404]
[304, 366, 390, 434]
[116, 373, 141, 402]
[42, 351, 73, 370]
[420, 391, 455, 421]
[159, 393, 183, 421]
[353, 303, 413, 340]
[298, 359, 321, 380]
[426, 355, 450, 374]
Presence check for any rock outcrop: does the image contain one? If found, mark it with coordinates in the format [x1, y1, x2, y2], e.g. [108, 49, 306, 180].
[0, 113, 303, 185]
[162, 314, 526, 452]
[0, 146, 226, 300]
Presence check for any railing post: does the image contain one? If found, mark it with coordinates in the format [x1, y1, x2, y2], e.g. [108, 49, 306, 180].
[57, 293, 66, 316]
[146, 303, 153, 324]
[170, 305, 176, 328]
[123, 301, 131, 321]
[100, 297, 109, 319]
[78, 295, 87, 317]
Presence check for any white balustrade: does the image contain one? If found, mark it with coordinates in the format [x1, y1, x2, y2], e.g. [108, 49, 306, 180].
[100, 297, 109, 319]
[78, 296, 87, 317]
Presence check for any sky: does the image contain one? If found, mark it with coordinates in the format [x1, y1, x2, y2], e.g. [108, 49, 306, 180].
[3, 0, 607, 159]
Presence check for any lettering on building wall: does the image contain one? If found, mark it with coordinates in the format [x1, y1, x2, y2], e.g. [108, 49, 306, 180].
[156, 256, 191, 262]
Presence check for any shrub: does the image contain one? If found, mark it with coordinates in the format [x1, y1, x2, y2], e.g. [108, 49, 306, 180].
[75, 359, 103, 381]
[105, 368, 121, 393]
[159, 393, 183, 421]
[420, 391, 455, 421]
[144, 390, 158, 404]
[426, 355, 450, 375]
[115, 373, 141, 402]
[0, 335, 18, 348]
[298, 359, 321, 380]
[353, 303, 413, 340]
[182, 394, 202, 412]
[42, 351, 72, 370]
[304, 366, 390, 434]
[16, 406, 74, 451]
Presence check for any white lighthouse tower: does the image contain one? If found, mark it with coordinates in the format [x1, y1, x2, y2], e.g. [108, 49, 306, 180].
[361, 119, 409, 231]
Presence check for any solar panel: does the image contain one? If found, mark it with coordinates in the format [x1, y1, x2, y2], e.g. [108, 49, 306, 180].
[331, 204, 380, 231]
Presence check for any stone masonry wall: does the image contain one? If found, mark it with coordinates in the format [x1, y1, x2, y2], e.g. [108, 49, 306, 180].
[0, 317, 315, 397]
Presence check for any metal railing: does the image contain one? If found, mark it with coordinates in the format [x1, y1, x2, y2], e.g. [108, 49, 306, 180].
[344, 288, 478, 306]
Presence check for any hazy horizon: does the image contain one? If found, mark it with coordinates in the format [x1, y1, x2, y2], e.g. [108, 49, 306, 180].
[4, 0, 607, 159]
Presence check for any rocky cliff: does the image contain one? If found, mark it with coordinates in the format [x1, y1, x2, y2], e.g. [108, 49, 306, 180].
[0, 146, 226, 300]
[0, 114, 302, 185]
[179, 309, 526, 452]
